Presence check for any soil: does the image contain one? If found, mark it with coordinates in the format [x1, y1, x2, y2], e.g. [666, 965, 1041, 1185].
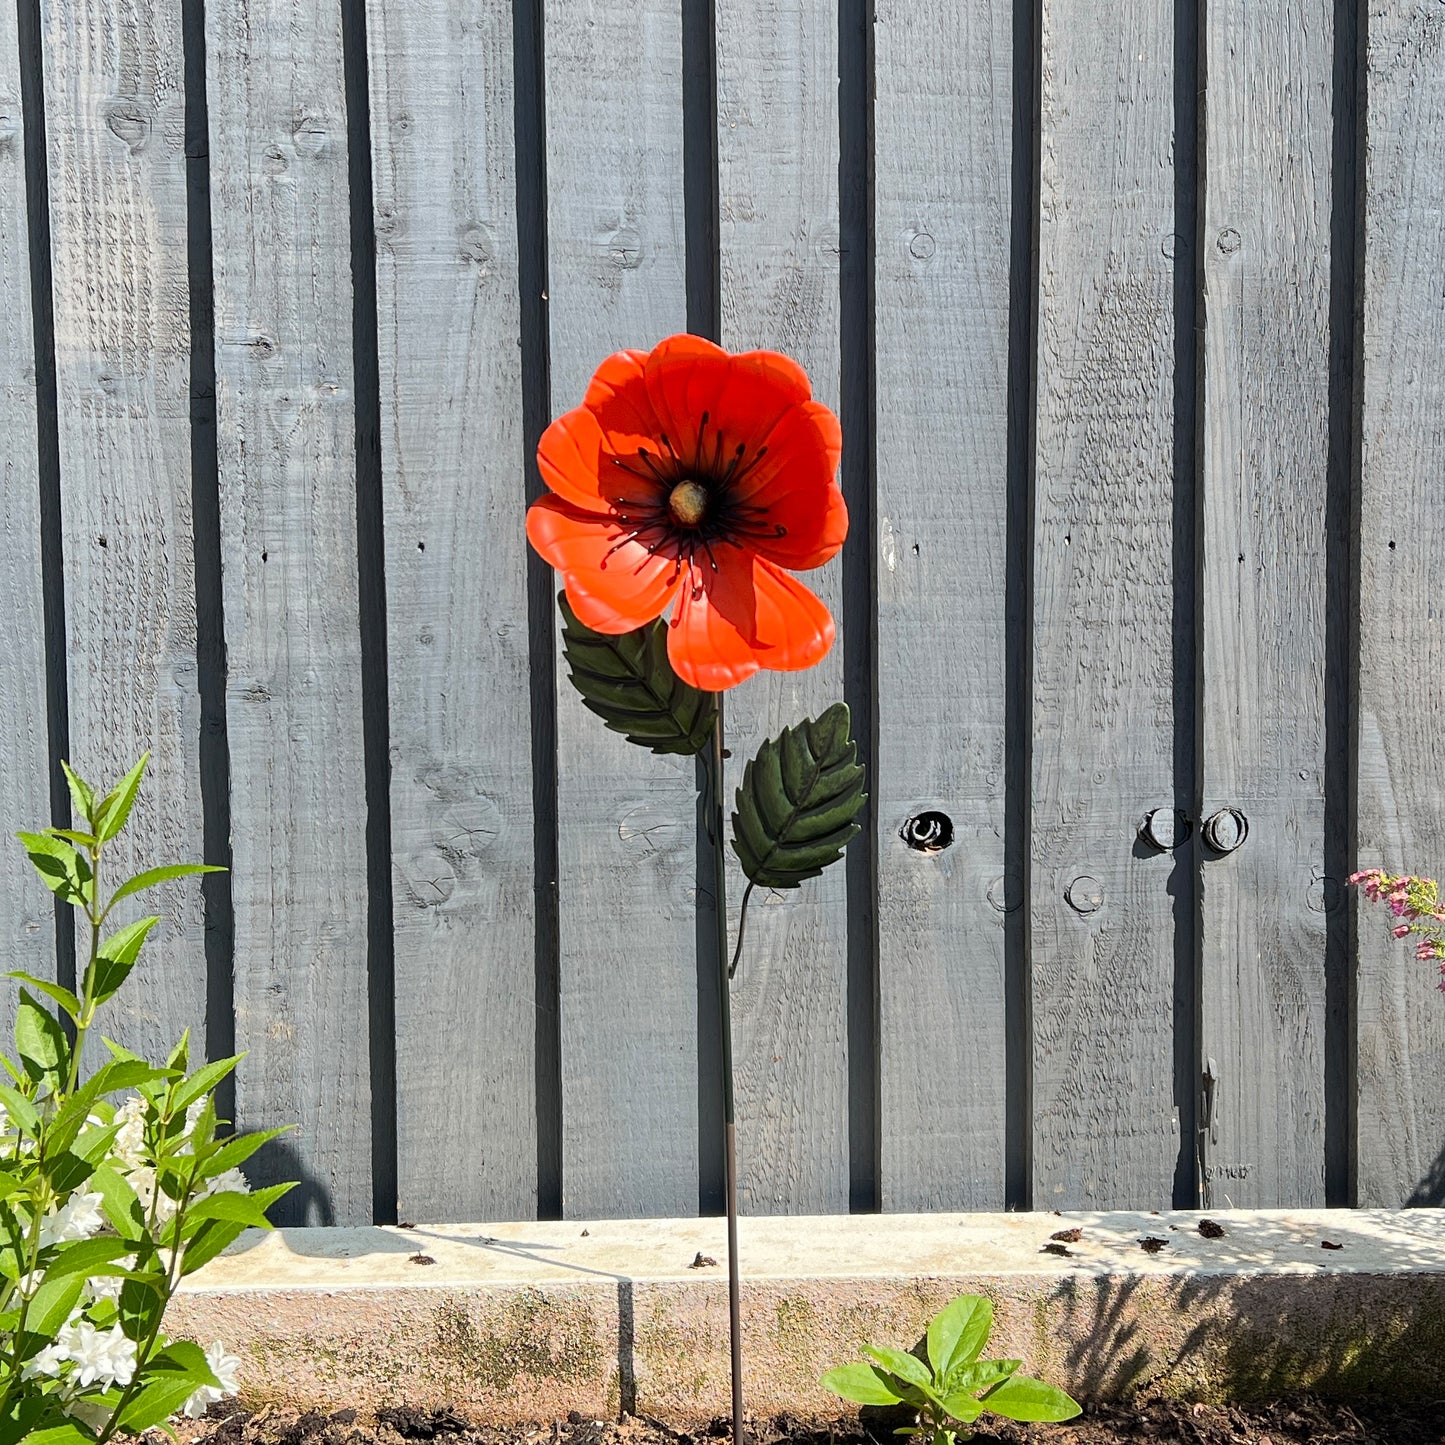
[172, 1397, 1445, 1445]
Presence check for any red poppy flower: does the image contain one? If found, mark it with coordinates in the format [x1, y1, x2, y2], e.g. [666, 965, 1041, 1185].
[526, 334, 847, 692]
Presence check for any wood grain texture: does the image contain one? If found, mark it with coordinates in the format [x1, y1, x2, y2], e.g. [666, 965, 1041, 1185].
[207, 0, 371, 1224]
[544, 0, 696, 1217]
[1031, 0, 1180, 1206]
[1355, 0, 1445, 1208]
[0, 9, 55, 993]
[42, 0, 208, 1058]
[367, 0, 537, 1222]
[716, 0, 848, 1213]
[873, 0, 1013, 1210]
[1198, 0, 1335, 1207]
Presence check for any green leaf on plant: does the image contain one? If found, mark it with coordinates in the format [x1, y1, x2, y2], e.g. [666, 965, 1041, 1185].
[946, 1358, 1019, 1397]
[198, 1124, 292, 1180]
[119, 1270, 167, 1343]
[21, 1424, 101, 1445]
[91, 1165, 147, 1242]
[0, 1083, 39, 1135]
[27, 1274, 84, 1336]
[106, 861, 224, 913]
[186, 1180, 294, 1229]
[938, 1392, 986, 1424]
[41, 827, 97, 849]
[93, 753, 149, 843]
[558, 593, 717, 755]
[928, 1293, 993, 1380]
[171, 1053, 244, 1115]
[178, 1217, 251, 1275]
[731, 702, 866, 889]
[6, 972, 81, 1021]
[117, 1341, 219, 1430]
[37, 1235, 134, 1283]
[14, 988, 66, 1085]
[863, 1345, 934, 1392]
[61, 761, 96, 830]
[167, 1030, 191, 1074]
[89, 915, 160, 1005]
[43, 1149, 98, 1194]
[15, 831, 91, 908]
[820, 1363, 907, 1406]
[117, 1375, 207, 1433]
[977, 1374, 1082, 1423]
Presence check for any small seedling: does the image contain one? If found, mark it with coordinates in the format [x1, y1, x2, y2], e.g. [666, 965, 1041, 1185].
[822, 1294, 1081, 1443]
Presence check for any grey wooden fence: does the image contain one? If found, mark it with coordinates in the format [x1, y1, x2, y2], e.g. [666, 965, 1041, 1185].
[0, 0, 1441, 1227]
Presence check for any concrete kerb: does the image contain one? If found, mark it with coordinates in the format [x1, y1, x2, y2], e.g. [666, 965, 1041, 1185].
[170, 1209, 1445, 1424]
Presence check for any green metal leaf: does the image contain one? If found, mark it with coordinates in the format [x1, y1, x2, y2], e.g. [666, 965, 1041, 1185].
[558, 593, 717, 755]
[731, 702, 866, 888]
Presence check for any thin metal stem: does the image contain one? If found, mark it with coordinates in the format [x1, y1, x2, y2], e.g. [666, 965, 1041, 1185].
[706, 694, 744, 1445]
[729, 881, 756, 981]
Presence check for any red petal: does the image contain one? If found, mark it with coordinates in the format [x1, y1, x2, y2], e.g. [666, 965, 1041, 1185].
[667, 551, 835, 691]
[526, 495, 681, 632]
[644, 335, 813, 470]
[536, 349, 667, 514]
[735, 401, 847, 569]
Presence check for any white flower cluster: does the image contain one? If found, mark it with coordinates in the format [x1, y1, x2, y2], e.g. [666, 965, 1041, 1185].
[10, 1092, 249, 1426]
[23, 1314, 136, 1390]
[182, 1341, 242, 1419]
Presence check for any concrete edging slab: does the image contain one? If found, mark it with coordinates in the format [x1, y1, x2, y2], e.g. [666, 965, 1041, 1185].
[170, 1209, 1445, 1423]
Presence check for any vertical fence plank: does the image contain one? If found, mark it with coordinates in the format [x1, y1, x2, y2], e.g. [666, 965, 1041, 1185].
[42, 1, 208, 1058]
[1030, 0, 1181, 1207]
[367, 0, 536, 1221]
[208, 0, 371, 1223]
[1197, 0, 1335, 1206]
[0, 8, 54, 988]
[545, 0, 695, 1217]
[873, 0, 1013, 1209]
[715, 0, 848, 1213]
[1356, 0, 1445, 1207]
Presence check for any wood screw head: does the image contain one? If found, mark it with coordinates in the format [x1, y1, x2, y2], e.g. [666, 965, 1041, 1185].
[1138, 808, 1189, 851]
[1202, 808, 1249, 854]
[1065, 875, 1103, 914]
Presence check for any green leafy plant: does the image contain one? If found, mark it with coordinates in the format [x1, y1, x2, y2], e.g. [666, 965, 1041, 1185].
[822, 1294, 1081, 1443]
[0, 755, 293, 1443]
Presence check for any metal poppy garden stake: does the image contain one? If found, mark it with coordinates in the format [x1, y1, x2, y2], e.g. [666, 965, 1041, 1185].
[528, 335, 865, 1445]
